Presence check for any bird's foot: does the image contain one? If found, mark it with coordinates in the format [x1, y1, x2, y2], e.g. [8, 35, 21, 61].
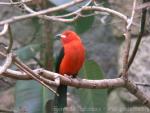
[64, 74, 73, 79]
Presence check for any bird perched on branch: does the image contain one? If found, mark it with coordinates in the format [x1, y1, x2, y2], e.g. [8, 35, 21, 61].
[54, 30, 85, 113]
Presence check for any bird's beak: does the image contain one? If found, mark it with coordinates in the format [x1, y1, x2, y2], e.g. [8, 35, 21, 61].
[55, 34, 62, 40]
[55, 34, 66, 40]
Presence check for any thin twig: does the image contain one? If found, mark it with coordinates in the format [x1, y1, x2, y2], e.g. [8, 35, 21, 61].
[0, 24, 9, 36]
[22, 3, 80, 23]
[7, 25, 13, 53]
[83, 6, 127, 22]
[126, 80, 150, 108]
[55, 0, 93, 18]
[122, 32, 131, 79]
[127, 0, 137, 29]
[0, 53, 12, 75]
[39, 76, 59, 87]
[13, 56, 58, 95]
[121, 0, 136, 78]
[0, 0, 85, 25]
[135, 82, 150, 87]
[136, 2, 150, 10]
[128, 0, 147, 69]
[0, 0, 31, 5]
[0, 3, 128, 25]
[120, 0, 150, 108]
[2, 67, 32, 80]
[21, 1, 128, 24]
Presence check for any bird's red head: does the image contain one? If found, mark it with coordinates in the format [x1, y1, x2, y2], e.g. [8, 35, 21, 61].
[56, 30, 81, 45]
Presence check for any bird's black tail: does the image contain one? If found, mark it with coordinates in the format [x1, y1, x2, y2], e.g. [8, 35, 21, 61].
[54, 85, 67, 113]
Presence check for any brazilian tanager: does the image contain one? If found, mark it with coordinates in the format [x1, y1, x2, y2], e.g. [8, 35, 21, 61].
[54, 30, 85, 112]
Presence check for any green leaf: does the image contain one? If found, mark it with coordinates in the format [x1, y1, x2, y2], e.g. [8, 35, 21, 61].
[79, 60, 104, 79]
[16, 43, 44, 61]
[76, 60, 107, 113]
[73, 12, 95, 34]
[30, 18, 42, 43]
[15, 80, 54, 113]
[49, 0, 89, 12]
[50, 0, 95, 34]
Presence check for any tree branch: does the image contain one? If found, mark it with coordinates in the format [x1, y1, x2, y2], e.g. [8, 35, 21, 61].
[126, 80, 150, 107]
[0, 53, 12, 75]
[0, 24, 9, 36]
[22, 2, 80, 23]
[121, 0, 136, 78]
[1, 67, 125, 89]
[122, 31, 131, 78]
[13, 56, 57, 94]
[128, 0, 147, 69]
[83, 6, 127, 22]
[0, 0, 31, 5]
[0, 0, 85, 25]
[126, 0, 137, 29]
[136, 2, 150, 10]
[7, 25, 13, 53]
[2, 65, 150, 108]
[0, 1, 128, 25]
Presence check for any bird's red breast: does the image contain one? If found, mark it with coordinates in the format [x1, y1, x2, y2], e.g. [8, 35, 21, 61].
[59, 30, 85, 76]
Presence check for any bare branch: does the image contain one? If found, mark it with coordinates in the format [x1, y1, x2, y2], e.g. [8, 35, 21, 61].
[0, 24, 9, 36]
[39, 75, 59, 87]
[128, 0, 147, 69]
[83, 6, 127, 22]
[0, 53, 149, 108]
[0, 48, 57, 93]
[55, 0, 93, 18]
[0, 53, 12, 75]
[2, 67, 32, 80]
[22, 3, 80, 23]
[121, 0, 136, 78]
[136, 2, 150, 10]
[2, 66, 150, 108]
[0, 1, 128, 25]
[135, 82, 150, 87]
[7, 25, 13, 53]
[22, 1, 107, 23]
[39, 69, 125, 89]
[126, 80, 150, 108]
[1, 67, 125, 89]
[13, 56, 57, 95]
[0, 0, 85, 25]
[127, 0, 137, 29]
[122, 32, 131, 78]
[0, 0, 31, 5]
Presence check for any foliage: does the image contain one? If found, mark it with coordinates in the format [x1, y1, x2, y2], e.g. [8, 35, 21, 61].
[76, 60, 107, 113]
[15, 80, 53, 113]
[16, 43, 44, 61]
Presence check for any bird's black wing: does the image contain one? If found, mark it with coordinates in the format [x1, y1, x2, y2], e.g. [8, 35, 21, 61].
[55, 47, 67, 113]
[55, 47, 64, 73]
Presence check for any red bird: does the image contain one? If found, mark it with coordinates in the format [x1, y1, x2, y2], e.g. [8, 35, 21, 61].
[54, 30, 85, 112]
